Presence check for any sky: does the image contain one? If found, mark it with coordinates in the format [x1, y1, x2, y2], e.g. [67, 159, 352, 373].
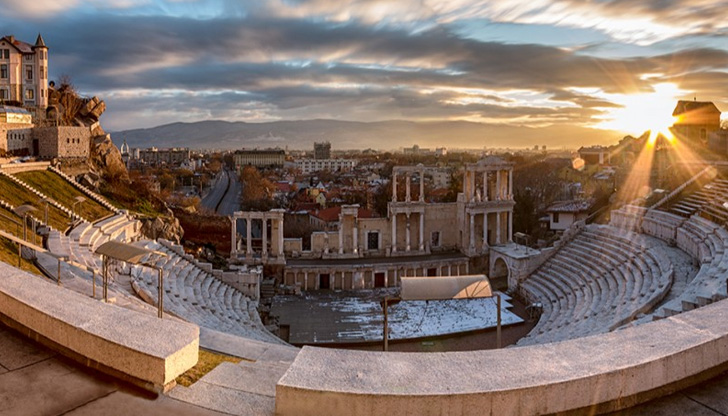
[2, 0, 727, 142]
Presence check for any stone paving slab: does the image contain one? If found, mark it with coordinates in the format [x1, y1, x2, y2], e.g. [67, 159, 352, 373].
[0, 356, 117, 416]
[611, 392, 722, 416]
[64, 390, 231, 416]
[200, 361, 286, 397]
[169, 380, 275, 416]
[0, 326, 53, 371]
[200, 327, 299, 363]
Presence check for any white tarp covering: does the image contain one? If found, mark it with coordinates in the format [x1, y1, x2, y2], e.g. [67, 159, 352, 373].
[401, 275, 492, 301]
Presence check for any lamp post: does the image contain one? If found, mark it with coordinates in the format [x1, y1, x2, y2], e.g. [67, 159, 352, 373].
[13, 204, 37, 242]
[13, 204, 37, 266]
[39, 197, 52, 226]
[72, 196, 86, 224]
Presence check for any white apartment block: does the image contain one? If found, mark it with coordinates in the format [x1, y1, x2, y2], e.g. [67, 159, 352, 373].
[296, 158, 357, 174]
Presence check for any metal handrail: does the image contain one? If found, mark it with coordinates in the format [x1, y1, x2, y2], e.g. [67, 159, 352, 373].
[0, 229, 98, 295]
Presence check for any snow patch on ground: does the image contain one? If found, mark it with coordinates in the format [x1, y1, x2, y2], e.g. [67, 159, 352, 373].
[271, 288, 523, 344]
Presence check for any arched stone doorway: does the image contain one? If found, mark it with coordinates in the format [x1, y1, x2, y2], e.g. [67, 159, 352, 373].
[491, 257, 509, 280]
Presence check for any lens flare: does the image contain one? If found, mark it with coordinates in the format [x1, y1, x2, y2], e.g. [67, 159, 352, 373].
[596, 83, 684, 140]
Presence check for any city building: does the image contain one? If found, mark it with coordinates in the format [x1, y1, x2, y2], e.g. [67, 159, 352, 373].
[138, 147, 191, 167]
[578, 145, 611, 165]
[672, 100, 721, 144]
[0, 34, 48, 110]
[546, 199, 593, 231]
[313, 141, 331, 160]
[233, 149, 285, 169]
[295, 158, 357, 174]
[0, 104, 91, 159]
[0, 105, 33, 155]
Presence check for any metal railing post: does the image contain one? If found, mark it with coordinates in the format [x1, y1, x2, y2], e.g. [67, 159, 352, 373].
[383, 297, 389, 352]
[496, 293, 502, 349]
[157, 268, 163, 319]
[103, 256, 108, 302]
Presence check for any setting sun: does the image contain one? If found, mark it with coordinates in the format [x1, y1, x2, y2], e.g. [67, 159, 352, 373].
[595, 83, 685, 141]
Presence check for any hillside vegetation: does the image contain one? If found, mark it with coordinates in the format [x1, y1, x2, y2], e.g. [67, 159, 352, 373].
[0, 175, 70, 231]
[15, 170, 112, 222]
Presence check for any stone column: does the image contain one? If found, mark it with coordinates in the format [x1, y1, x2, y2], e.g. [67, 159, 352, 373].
[391, 213, 397, 253]
[496, 211, 502, 245]
[483, 171, 488, 201]
[246, 217, 252, 255]
[419, 170, 424, 202]
[278, 217, 284, 256]
[447, 264, 452, 276]
[508, 170, 513, 199]
[353, 223, 358, 254]
[262, 218, 268, 257]
[508, 211, 513, 242]
[230, 216, 237, 258]
[324, 232, 329, 254]
[392, 172, 397, 202]
[339, 216, 344, 254]
[463, 170, 469, 200]
[419, 212, 424, 252]
[496, 170, 502, 200]
[405, 173, 411, 202]
[405, 213, 411, 252]
[469, 213, 475, 251]
[304, 271, 308, 290]
[483, 212, 488, 248]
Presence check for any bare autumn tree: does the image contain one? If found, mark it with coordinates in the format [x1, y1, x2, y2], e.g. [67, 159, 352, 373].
[240, 166, 275, 210]
[55, 74, 84, 126]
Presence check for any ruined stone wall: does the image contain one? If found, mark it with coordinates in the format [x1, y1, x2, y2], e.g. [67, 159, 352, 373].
[0, 123, 34, 154]
[424, 203, 460, 250]
[34, 126, 91, 159]
[357, 217, 389, 253]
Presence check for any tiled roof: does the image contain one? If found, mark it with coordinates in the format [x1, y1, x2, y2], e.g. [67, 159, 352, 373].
[547, 199, 593, 213]
[672, 100, 720, 116]
[311, 206, 375, 222]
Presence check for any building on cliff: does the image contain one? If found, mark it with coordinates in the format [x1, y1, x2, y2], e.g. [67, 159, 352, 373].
[0, 34, 48, 111]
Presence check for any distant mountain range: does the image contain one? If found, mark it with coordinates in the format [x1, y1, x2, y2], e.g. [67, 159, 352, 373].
[112, 119, 623, 151]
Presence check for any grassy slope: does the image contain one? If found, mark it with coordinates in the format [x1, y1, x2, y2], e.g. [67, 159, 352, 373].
[0, 175, 70, 231]
[15, 170, 112, 222]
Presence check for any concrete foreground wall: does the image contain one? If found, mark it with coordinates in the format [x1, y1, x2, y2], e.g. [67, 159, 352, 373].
[0, 262, 199, 391]
[276, 297, 728, 415]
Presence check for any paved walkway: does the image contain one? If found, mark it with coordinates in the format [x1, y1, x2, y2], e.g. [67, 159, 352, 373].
[0, 324, 228, 416]
[4, 318, 728, 416]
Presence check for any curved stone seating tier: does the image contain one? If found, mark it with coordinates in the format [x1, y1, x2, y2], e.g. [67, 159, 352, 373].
[127, 240, 285, 345]
[664, 177, 728, 223]
[51, 214, 141, 270]
[274, 297, 728, 416]
[517, 224, 673, 346]
[649, 215, 728, 320]
[0, 262, 198, 392]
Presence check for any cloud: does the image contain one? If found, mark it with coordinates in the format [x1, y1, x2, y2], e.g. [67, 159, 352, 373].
[1, 0, 80, 18]
[1, 2, 724, 133]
